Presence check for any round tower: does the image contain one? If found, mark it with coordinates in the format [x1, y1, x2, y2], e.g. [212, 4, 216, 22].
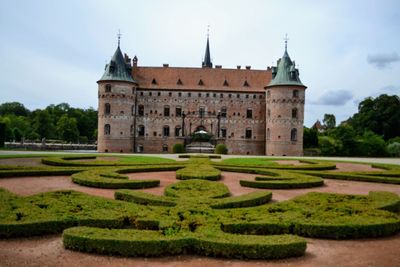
[97, 43, 137, 153]
[264, 45, 306, 156]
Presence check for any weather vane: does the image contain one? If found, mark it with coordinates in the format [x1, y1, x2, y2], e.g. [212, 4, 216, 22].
[284, 33, 289, 50]
[207, 25, 210, 38]
[117, 29, 122, 47]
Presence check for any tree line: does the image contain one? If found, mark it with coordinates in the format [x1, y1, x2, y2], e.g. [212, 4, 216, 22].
[0, 102, 97, 144]
[304, 94, 400, 157]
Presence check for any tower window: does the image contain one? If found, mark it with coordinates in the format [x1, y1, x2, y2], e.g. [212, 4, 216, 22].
[104, 124, 111, 135]
[246, 94, 249, 98]
[149, 92, 152, 96]
[164, 106, 170, 116]
[104, 103, 111, 115]
[245, 128, 252, 139]
[198, 93, 202, 97]
[163, 126, 170, 137]
[292, 108, 298, 119]
[220, 93, 224, 98]
[246, 108, 253, 119]
[138, 125, 145, 136]
[105, 84, 112, 92]
[138, 105, 144, 116]
[178, 92, 182, 97]
[188, 92, 191, 97]
[158, 92, 161, 96]
[291, 128, 297, 141]
[199, 106, 205, 117]
[237, 94, 240, 98]
[293, 90, 299, 98]
[131, 105, 135, 116]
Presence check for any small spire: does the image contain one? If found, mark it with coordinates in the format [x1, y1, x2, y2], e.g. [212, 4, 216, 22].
[117, 29, 122, 47]
[202, 26, 212, 68]
[284, 33, 289, 52]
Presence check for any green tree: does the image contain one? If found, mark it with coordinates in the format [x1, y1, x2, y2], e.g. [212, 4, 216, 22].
[56, 115, 79, 142]
[350, 94, 400, 140]
[318, 136, 341, 156]
[32, 110, 55, 139]
[0, 102, 30, 117]
[0, 122, 5, 147]
[303, 127, 319, 148]
[387, 142, 400, 157]
[355, 131, 387, 157]
[323, 114, 336, 130]
[330, 125, 357, 156]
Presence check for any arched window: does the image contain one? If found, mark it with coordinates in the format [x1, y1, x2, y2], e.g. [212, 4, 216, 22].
[292, 108, 298, 119]
[221, 127, 227, 138]
[267, 128, 270, 140]
[175, 126, 181, 137]
[138, 125, 145, 136]
[163, 126, 170, 137]
[104, 124, 111, 135]
[291, 128, 297, 141]
[138, 105, 144, 116]
[105, 103, 111, 115]
[162, 144, 168, 152]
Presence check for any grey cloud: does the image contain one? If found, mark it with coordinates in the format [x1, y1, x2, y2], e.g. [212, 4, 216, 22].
[379, 85, 400, 95]
[367, 52, 400, 69]
[311, 90, 353, 106]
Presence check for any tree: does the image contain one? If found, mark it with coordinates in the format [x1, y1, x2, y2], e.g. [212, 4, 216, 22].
[0, 102, 30, 117]
[387, 143, 400, 157]
[32, 110, 55, 139]
[323, 114, 336, 130]
[350, 94, 400, 140]
[56, 115, 79, 142]
[329, 125, 357, 156]
[318, 136, 341, 156]
[0, 122, 5, 147]
[303, 127, 319, 148]
[355, 131, 387, 157]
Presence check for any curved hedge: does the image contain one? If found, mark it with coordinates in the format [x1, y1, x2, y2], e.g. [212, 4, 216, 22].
[63, 226, 306, 259]
[71, 169, 160, 189]
[165, 179, 230, 199]
[210, 191, 272, 209]
[115, 190, 177, 207]
[176, 164, 221, 180]
[42, 156, 176, 167]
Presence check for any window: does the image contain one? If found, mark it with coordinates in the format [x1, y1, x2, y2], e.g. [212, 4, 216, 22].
[138, 105, 144, 116]
[293, 90, 299, 98]
[162, 144, 168, 152]
[104, 124, 111, 135]
[130, 125, 134, 135]
[138, 125, 145, 137]
[140, 92, 143, 96]
[267, 90, 271, 98]
[246, 94, 249, 99]
[292, 108, 298, 119]
[245, 128, 252, 139]
[199, 106, 205, 117]
[164, 106, 170, 116]
[188, 92, 191, 97]
[105, 103, 111, 115]
[213, 93, 217, 97]
[177, 79, 183, 85]
[221, 128, 227, 138]
[243, 80, 249, 87]
[221, 107, 227, 118]
[131, 105, 135, 116]
[291, 128, 297, 141]
[268, 109, 271, 118]
[206, 93, 209, 97]
[105, 84, 111, 92]
[149, 92, 152, 96]
[158, 92, 161, 96]
[267, 128, 270, 140]
[246, 108, 252, 119]
[237, 94, 240, 98]
[169, 92, 172, 97]
[198, 93, 202, 97]
[176, 107, 182, 117]
[152, 78, 157, 85]
[198, 79, 204, 86]
[178, 92, 182, 97]
[223, 80, 229, 86]
[253, 94, 256, 99]
[220, 93, 224, 98]
[175, 126, 181, 137]
[163, 126, 170, 137]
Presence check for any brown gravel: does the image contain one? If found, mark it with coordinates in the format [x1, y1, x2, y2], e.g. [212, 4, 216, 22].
[330, 162, 383, 172]
[0, 157, 45, 166]
[0, 161, 399, 266]
[274, 160, 306, 166]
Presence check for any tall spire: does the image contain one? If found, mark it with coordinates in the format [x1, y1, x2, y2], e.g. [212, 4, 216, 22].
[202, 26, 212, 68]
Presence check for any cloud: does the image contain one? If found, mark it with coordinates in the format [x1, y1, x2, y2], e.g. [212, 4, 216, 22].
[311, 90, 353, 106]
[367, 52, 400, 69]
[379, 85, 400, 95]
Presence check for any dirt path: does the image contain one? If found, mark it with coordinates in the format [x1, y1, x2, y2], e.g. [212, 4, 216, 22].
[0, 160, 400, 266]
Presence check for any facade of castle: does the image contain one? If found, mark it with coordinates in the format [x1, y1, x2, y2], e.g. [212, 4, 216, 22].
[97, 37, 306, 155]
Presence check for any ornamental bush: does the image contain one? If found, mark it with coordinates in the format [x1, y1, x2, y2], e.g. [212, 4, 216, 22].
[172, 143, 185, 153]
[215, 144, 228, 154]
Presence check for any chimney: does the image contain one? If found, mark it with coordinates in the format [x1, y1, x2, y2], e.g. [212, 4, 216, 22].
[237, 65, 241, 69]
[245, 65, 251, 70]
[163, 64, 169, 67]
[132, 56, 138, 67]
[215, 65, 222, 68]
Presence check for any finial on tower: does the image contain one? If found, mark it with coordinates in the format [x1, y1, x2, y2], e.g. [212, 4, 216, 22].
[117, 29, 122, 47]
[284, 33, 289, 51]
[207, 24, 210, 38]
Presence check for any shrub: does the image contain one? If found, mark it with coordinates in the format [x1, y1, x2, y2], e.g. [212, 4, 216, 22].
[115, 190, 176, 207]
[164, 179, 230, 199]
[211, 191, 272, 209]
[215, 144, 228, 154]
[0, 122, 5, 147]
[172, 143, 185, 153]
[387, 142, 400, 157]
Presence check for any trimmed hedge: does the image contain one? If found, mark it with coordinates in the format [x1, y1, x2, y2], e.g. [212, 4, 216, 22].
[302, 171, 400, 185]
[176, 164, 221, 180]
[115, 190, 177, 207]
[71, 169, 160, 189]
[42, 156, 176, 167]
[0, 166, 86, 178]
[172, 143, 185, 153]
[215, 144, 228, 154]
[63, 226, 307, 259]
[210, 191, 272, 209]
[165, 179, 230, 199]
[178, 155, 221, 159]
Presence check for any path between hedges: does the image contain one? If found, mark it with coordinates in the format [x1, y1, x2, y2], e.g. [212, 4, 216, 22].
[0, 157, 400, 266]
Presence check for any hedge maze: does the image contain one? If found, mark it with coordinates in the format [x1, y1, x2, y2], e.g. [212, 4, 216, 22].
[0, 154, 400, 259]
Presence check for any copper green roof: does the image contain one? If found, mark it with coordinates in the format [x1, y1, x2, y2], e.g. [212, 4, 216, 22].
[266, 49, 305, 88]
[202, 36, 213, 68]
[98, 46, 136, 83]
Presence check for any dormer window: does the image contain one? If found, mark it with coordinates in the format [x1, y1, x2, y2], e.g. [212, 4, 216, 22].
[243, 80, 249, 87]
[198, 79, 204, 86]
[223, 80, 229, 86]
[152, 78, 157, 85]
[109, 65, 115, 73]
[177, 78, 183, 85]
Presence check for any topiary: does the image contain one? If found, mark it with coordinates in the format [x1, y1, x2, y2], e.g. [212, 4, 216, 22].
[172, 143, 185, 153]
[215, 144, 228, 154]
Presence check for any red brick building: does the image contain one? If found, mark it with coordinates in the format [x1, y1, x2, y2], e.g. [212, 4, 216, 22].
[97, 37, 306, 155]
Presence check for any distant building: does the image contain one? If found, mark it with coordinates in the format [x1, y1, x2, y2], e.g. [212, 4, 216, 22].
[97, 35, 307, 155]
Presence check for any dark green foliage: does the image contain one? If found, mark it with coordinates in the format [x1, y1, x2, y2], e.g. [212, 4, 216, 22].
[0, 102, 30, 117]
[303, 127, 319, 148]
[355, 131, 388, 157]
[176, 158, 221, 180]
[0, 122, 5, 147]
[172, 143, 185, 153]
[165, 179, 230, 198]
[210, 191, 272, 209]
[215, 144, 228, 154]
[115, 190, 177, 207]
[387, 142, 400, 157]
[42, 156, 176, 167]
[56, 115, 80, 142]
[323, 114, 336, 130]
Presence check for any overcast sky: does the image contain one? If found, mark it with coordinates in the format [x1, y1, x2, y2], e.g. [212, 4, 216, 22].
[1, 0, 399, 126]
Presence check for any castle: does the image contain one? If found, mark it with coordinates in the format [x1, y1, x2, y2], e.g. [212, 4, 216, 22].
[97, 35, 306, 155]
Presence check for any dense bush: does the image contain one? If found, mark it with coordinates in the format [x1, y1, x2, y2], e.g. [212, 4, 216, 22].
[210, 191, 272, 209]
[172, 143, 185, 153]
[115, 190, 177, 207]
[215, 144, 228, 154]
[387, 142, 400, 157]
[164, 179, 230, 198]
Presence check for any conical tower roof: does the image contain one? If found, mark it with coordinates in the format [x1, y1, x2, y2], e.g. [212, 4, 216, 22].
[98, 45, 136, 83]
[266, 48, 305, 88]
[202, 36, 213, 68]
